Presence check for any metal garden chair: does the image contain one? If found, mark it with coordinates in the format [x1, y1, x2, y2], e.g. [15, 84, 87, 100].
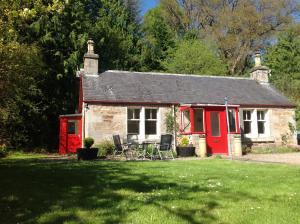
[113, 134, 129, 159]
[155, 134, 174, 160]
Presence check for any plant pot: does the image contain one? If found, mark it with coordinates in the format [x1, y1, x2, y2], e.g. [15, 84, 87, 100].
[77, 148, 99, 160]
[176, 146, 195, 157]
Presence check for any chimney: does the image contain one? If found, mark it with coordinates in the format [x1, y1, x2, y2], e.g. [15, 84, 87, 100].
[250, 51, 271, 83]
[84, 39, 99, 75]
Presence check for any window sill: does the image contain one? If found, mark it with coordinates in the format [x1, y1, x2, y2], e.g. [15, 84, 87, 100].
[243, 136, 275, 143]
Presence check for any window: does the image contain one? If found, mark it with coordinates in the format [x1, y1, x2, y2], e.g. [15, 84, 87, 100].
[67, 120, 78, 134]
[127, 108, 140, 134]
[145, 109, 157, 135]
[228, 109, 236, 132]
[257, 111, 266, 134]
[210, 112, 220, 136]
[243, 110, 252, 134]
[181, 109, 191, 132]
[194, 109, 204, 132]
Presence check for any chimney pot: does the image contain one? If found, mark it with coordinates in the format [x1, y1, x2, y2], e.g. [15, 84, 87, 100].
[87, 39, 94, 54]
[250, 50, 270, 83]
[83, 38, 99, 75]
[254, 51, 261, 67]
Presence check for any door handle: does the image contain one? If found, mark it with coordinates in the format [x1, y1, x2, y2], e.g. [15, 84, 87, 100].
[213, 140, 219, 143]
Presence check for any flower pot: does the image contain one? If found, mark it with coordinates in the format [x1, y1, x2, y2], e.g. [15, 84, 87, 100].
[176, 146, 195, 157]
[77, 148, 99, 160]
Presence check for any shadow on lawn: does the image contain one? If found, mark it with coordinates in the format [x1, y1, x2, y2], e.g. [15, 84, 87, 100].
[0, 158, 256, 224]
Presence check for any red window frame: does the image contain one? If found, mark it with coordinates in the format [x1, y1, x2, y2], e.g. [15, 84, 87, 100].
[179, 106, 240, 135]
[179, 107, 205, 135]
[227, 107, 240, 134]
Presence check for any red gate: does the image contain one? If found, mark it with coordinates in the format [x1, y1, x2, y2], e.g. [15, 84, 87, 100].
[59, 115, 82, 154]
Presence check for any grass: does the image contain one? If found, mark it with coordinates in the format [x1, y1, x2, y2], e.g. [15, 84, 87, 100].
[250, 146, 299, 154]
[1, 154, 300, 224]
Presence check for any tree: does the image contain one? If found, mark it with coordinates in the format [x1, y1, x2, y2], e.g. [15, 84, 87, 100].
[139, 6, 175, 71]
[159, 0, 300, 75]
[0, 42, 45, 147]
[265, 26, 300, 128]
[163, 39, 228, 75]
[0, 0, 142, 149]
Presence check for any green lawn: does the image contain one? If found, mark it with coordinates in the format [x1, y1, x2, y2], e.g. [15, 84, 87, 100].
[1, 154, 300, 224]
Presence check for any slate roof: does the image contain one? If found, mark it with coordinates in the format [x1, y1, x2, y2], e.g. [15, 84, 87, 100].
[82, 70, 295, 107]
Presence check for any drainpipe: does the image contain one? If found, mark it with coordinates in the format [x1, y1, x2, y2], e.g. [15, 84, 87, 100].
[172, 105, 177, 150]
[225, 97, 232, 159]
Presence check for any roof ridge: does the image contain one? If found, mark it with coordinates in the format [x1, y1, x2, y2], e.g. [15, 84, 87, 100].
[105, 70, 252, 80]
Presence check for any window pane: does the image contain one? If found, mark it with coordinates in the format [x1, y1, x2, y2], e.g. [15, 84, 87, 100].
[243, 111, 251, 120]
[151, 109, 157, 119]
[244, 121, 251, 134]
[128, 109, 133, 119]
[258, 121, 265, 134]
[210, 112, 220, 136]
[145, 109, 150, 119]
[257, 111, 265, 120]
[145, 109, 157, 119]
[128, 108, 140, 119]
[229, 109, 236, 132]
[67, 121, 78, 134]
[134, 109, 140, 119]
[128, 120, 139, 134]
[181, 110, 191, 132]
[145, 121, 156, 134]
[194, 109, 204, 132]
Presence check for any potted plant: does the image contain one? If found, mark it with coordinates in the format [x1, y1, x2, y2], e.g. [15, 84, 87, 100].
[77, 137, 99, 160]
[176, 135, 195, 157]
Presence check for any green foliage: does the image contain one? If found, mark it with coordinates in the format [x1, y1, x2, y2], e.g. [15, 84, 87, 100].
[139, 6, 175, 71]
[177, 135, 189, 147]
[163, 39, 228, 75]
[0, 0, 142, 149]
[95, 140, 115, 157]
[265, 27, 300, 129]
[165, 109, 178, 134]
[0, 144, 7, 158]
[84, 137, 94, 149]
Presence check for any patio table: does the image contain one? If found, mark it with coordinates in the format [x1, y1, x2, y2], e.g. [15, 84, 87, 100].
[141, 140, 159, 160]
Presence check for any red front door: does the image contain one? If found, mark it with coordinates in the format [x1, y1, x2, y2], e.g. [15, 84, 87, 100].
[59, 116, 82, 154]
[205, 107, 228, 154]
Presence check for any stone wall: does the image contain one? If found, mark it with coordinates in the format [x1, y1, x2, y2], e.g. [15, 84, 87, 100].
[269, 108, 297, 146]
[85, 104, 172, 144]
[85, 105, 127, 144]
[243, 108, 297, 147]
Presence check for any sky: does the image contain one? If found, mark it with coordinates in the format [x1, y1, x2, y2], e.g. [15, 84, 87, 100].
[140, 0, 158, 15]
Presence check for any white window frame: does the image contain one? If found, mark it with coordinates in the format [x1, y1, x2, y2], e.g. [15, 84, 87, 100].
[145, 108, 158, 136]
[240, 109, 270, 138]
[127, 108, 141, 135]
[127, 107, 160, 141]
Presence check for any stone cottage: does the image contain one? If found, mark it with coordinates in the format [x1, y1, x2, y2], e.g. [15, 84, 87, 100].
[59, 40, 297, 156]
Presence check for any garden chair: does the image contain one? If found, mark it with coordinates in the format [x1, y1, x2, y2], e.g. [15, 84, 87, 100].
[113, 135, 130, 159]
[155, 134, 174, 160]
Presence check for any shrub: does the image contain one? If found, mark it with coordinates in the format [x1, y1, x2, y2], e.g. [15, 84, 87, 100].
[0, 144, 8, 158]
[84, 137, 94, 149]
[95, 140, 115, 157]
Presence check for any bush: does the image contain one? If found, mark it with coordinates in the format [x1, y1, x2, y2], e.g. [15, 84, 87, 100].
[84, 137, 94, 149]
[94, 140, 115, 157]
[0, 144, 8, 158]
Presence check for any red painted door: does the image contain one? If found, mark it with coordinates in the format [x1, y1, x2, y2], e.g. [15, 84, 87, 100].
[205, 108, 228, 154]
[59, 116, 82, 154]
[66, 118, 82, 153]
